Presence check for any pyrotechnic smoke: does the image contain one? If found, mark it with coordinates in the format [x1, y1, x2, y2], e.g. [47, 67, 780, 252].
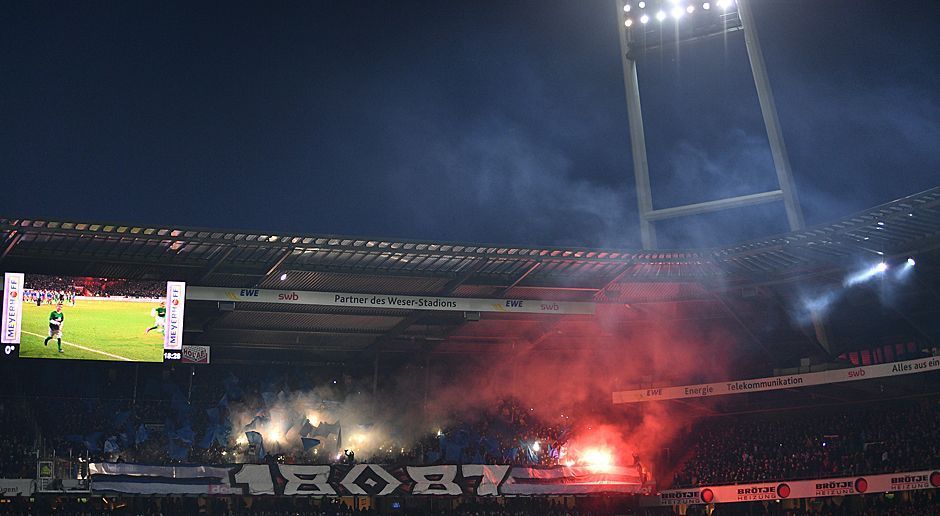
[412, 304, 739, 478]
[226, 379, 414, 460]
[223, 301, 736, 481]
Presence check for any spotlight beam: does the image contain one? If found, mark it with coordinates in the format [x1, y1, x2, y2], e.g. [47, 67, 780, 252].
[844, 262, 888, 287]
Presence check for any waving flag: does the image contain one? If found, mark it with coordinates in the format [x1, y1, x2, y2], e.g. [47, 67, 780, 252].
[135, 425, 150, 445]
[299, 419, 314, 437]
[104, 437, 121, 454]
[245, 431, 266, 459]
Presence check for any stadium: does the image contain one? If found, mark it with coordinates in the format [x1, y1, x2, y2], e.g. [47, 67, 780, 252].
[1, 184, 939, 514]
[3, 1, 939, 515]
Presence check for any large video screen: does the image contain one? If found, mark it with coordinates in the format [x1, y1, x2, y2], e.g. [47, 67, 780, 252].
[2, 273, 184, 362]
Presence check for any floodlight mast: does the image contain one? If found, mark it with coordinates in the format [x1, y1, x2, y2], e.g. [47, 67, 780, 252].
[615, 12, 656, 248]
[736, 0, 805, 232]
[615, 0, 805, 250]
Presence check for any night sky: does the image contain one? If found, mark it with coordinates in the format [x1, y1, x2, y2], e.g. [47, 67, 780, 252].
[2, 0, 938, 249]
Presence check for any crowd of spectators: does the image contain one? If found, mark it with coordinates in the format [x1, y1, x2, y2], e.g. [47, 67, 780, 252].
[406, 398, 574, 467]
[3, 359, 939, 513]
[23, 275, 165, 299]
[0, 400, 35, 478]
[666, 489, 940, 515]
[0, 492, 937, 515]
[672, 396, 940, 487]
[0, 361, 583, 472]
[0, 494, 631, 515]
[38, 397, 575, 468]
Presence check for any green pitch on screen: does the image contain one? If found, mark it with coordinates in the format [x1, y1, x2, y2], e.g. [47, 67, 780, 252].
[19, 299, 165, 362]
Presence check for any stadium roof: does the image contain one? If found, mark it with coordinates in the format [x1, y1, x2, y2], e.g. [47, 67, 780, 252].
[2, 186, 939, 367]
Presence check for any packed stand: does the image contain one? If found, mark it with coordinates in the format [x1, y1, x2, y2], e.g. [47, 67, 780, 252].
[0, 491, 938, 515]
[0, 400, 35, 478]
[23, 274, 165, 300]
[0, 493, 633, 515]
[2, 361, 583, 471]
[672, 396, 940, 487]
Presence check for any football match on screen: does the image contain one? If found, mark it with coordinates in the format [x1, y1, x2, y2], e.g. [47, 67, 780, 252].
[17, 275, 168, 363]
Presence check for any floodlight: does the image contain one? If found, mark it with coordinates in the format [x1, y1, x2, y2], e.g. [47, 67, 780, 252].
[624, 3, 631, 12]
[687, 5, 695, 13]
[671, 6, 684, 18]
[638, 1, 646, 8]
[717, 0, 732, 9]
[656, 10, 667, 21]
[844, 262, 889, 287]
[897, 257, 916, 278]
[702, 2, 710, 9]
[625, 18, 633, 27]
[640, 14, 650, 23]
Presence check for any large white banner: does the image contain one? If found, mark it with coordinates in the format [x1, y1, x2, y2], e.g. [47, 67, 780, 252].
[613, 355, 940, 403]
[642, 469, 940, 506]
[500, 465, 645, 495]
[2, 273, 24, 344]
[186, 286, 595, 315]
[0, 479, 35, 497]
[89, 463, 642, 496]
[163, 282, 186, 351]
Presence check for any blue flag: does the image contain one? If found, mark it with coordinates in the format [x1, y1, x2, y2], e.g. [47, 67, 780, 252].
[245, 431, 266, 459]
[244, 415, 269, 431]
[482, 436, 499, 455]
[284, 408, 304, 435]
[312, 421, 341, 437]
[301, 437, 321, 451]
[198, 429, 215, 450]
[113, 410, 132, 429]
[214, 426, 230, 447]
[223, 374, 242, 400]
[135, 425, 150, 445]
[299, 419, 314, 437]
[199, 418, 230, 449]
[176, 424, 195, 444]
[83, 432, 103, 453]
[167, 440, 189, 461]
[104, 437, 120, 454]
